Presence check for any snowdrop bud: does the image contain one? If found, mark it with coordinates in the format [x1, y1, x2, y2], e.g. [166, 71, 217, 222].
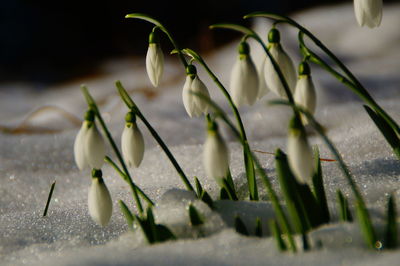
[121, 112, 145, 168]
[146, 31, 164, 87]
[88, 169, 113, 226]
[74, 110, 95, 170]
[230, 41, 259, 106]
[287, 116, 314, 184]
[203, 120, 229, 186]
[354, 0, 382, 28]
[182, 65, 210, 117]
[85, 120, 106, 170]
[294, 62, 316, 124]
[263, 28, 296, 98]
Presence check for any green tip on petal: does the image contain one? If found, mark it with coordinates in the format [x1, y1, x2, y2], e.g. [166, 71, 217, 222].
[289, 115, 304, 132]
[186, 64, 197, 76]
[299, 62, 311, 76]
[148, 31, 160, 44]
[238, 41, 250, 55]
[85, 109, 95, 122]
[268, 28, 280, 44]
[125, 111, 136, 123]
[91, 169, 103, 178]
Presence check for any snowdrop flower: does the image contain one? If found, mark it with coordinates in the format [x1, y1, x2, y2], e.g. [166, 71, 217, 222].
[121, 112, 145, 168]
[146, 31, 164, 87]
[203, 120, 229, 186]
[354, 0, 383, 28]
[229, 41, 259, 106]
[287, 116, 314, 184]
[182, 64, 210, 117]
[294, 62, 316, 124]
[74, 110, 106, 170]
[261, 28, 296, 99]
[88, 169, 113, 226]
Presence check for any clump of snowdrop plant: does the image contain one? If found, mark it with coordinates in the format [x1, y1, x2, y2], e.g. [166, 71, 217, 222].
[146, 30, 164, 87]
[354, 0, 383, 28]
[203, 118, 229, 187]
[88, 169, 113, 227]
[182, 64, 210, 117]
[260, 28, 296, 99]
[294, 62, 316, 124]
[287, 115, 314, 184]
[121, 111, 145, 168]
[229, 41, 259, 106]
[74, 110, 106, 170]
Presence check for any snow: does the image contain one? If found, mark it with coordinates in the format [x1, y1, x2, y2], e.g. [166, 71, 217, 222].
[1, 2, 400, 265]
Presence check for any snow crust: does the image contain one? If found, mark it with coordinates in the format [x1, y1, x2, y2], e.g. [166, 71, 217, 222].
[1, 3, 400, 265]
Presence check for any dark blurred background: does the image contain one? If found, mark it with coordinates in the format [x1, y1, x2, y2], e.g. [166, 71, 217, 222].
[0, 0, 393, 85]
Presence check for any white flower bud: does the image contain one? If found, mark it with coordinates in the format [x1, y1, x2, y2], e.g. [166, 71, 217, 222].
[121, 122, 145, 168]
[287, 117, 314, 184]
[84, 123, 106, 169]
[203, 124, 229, 186]
[146, 43, 164, 87]
[263, 44, 296, 98]
[294, 75, 316, 125]
[354, 0, 382, 28]
[74, 121, 89, 170]
[230, 54, 259, 107]
[257, 60, 269, 99]
[88, 173, 113, 227]
[182, 74, 210, 117]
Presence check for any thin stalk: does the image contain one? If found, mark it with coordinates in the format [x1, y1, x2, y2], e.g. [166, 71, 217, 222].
[43, 181, 56, 217]
[181, 48, 257, 200]
[115, 81, 194, 192]
[81, 85, 144, 215]
[125, 13, 188, 68]
[105, 156, 154, 206]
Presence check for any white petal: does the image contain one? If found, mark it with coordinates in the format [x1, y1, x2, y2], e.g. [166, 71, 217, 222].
[182, 75, 210, 117]
[264, 44, 296, 98]
[294, 76, 316, 124]
[257, 59, 269, 99]
[203, 132, 229, 185]
[192, 76, 210, 115]
[85, 123, 106, 169]
[354, 0, 382, 28]
[230, 55, 259, 107]
[74, 122, 89, 170]
[88, 178, 113, 226]
[146, 44, 164, 87]
[121, 124, 145, 168]
[287, 130, 314, 184]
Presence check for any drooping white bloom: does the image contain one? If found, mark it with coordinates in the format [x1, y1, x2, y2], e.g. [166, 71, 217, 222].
[229, 42, 259, 106]
[262, 28, 296, 99]
[146, 31, 164, 87]
[354, 0, 383, 28]
[88, 170, 113, 227]
[294, 62, 316, 124]
[121, 122, 145, 168]
[182, 65, 210, 117]
[74, 111, 106, 170]
[203, 123, 229, 186]
[287, 116, 314, 184]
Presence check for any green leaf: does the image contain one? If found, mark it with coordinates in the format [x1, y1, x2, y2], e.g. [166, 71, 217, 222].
[222, 178, 238, 201]
[234, 216, 249, 236]
[209, 23, 255, 36]
[364, 105, 400, 159]
[255, 217, 263, 237]
[336, 190, 353, 222]
[119, 200, 135, 229]
[355, 200, 377, 249]
[268, 220, 287, 251]
[312, 147, 330, 223]
[155, 224, 176, 242]
[200, 190, 214, 210]
[188, 204, 204, 226]
[219, 186, 230, 200]
[384, 194, 397, 249]
[194, 176, 203, 198]
[244, 143, 258, 201]
[125, 13, 163, 28]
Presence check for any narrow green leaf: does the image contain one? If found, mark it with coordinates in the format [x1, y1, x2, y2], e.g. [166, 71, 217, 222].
[244, 143, 258, 201]
[268, 220, 287, 251]
[200, 190, 214, 210]
[155, 224, 176, 242]
[194, 176, 203, 198]
[135, 215, 154, 244]
[234, 215, 249, 236]
[312, 147, 330, 223]
[209, 23, 255, 36]
[119, 200, 134, 229]
[255, 217, 263, 237]
[43, 181, 56, 217]
[364, 105, 400, 159]
[222, 177, 238, 201]
[337, 190, 353, 222]
[125, 13, 162, 27]
[302, 233, 310, 251]
[355, 200, 377, 249]
[385, 194, 398, 249]
[219, 186, 230, 200]
[188, 204, 204, 226]
[225, 170, 236, 196]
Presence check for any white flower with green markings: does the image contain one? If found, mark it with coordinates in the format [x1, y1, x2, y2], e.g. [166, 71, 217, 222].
[182, 65, 210, 117]
[121, 112, 145, 168]
[294, 62, 316, 125]
[146, 31, 164, 87]
[354, 0, 382, 28]
[230, 41, 259, 106]
[88, 169, 113, 227]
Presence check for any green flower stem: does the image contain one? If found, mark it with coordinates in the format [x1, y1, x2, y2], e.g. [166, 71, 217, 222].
[115, 81, 195, 192]
[192, 91, 296, 252]
[105, 156, 154, 206]
[125, 13, 188, 68]
[181, 48, 257, 200]
[245, 12, 400, 136]
[270, 99, 377, 247]
[210, 23, 295, 105]
[43, 181, 56, 217]
[81, 85, 144, 215]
